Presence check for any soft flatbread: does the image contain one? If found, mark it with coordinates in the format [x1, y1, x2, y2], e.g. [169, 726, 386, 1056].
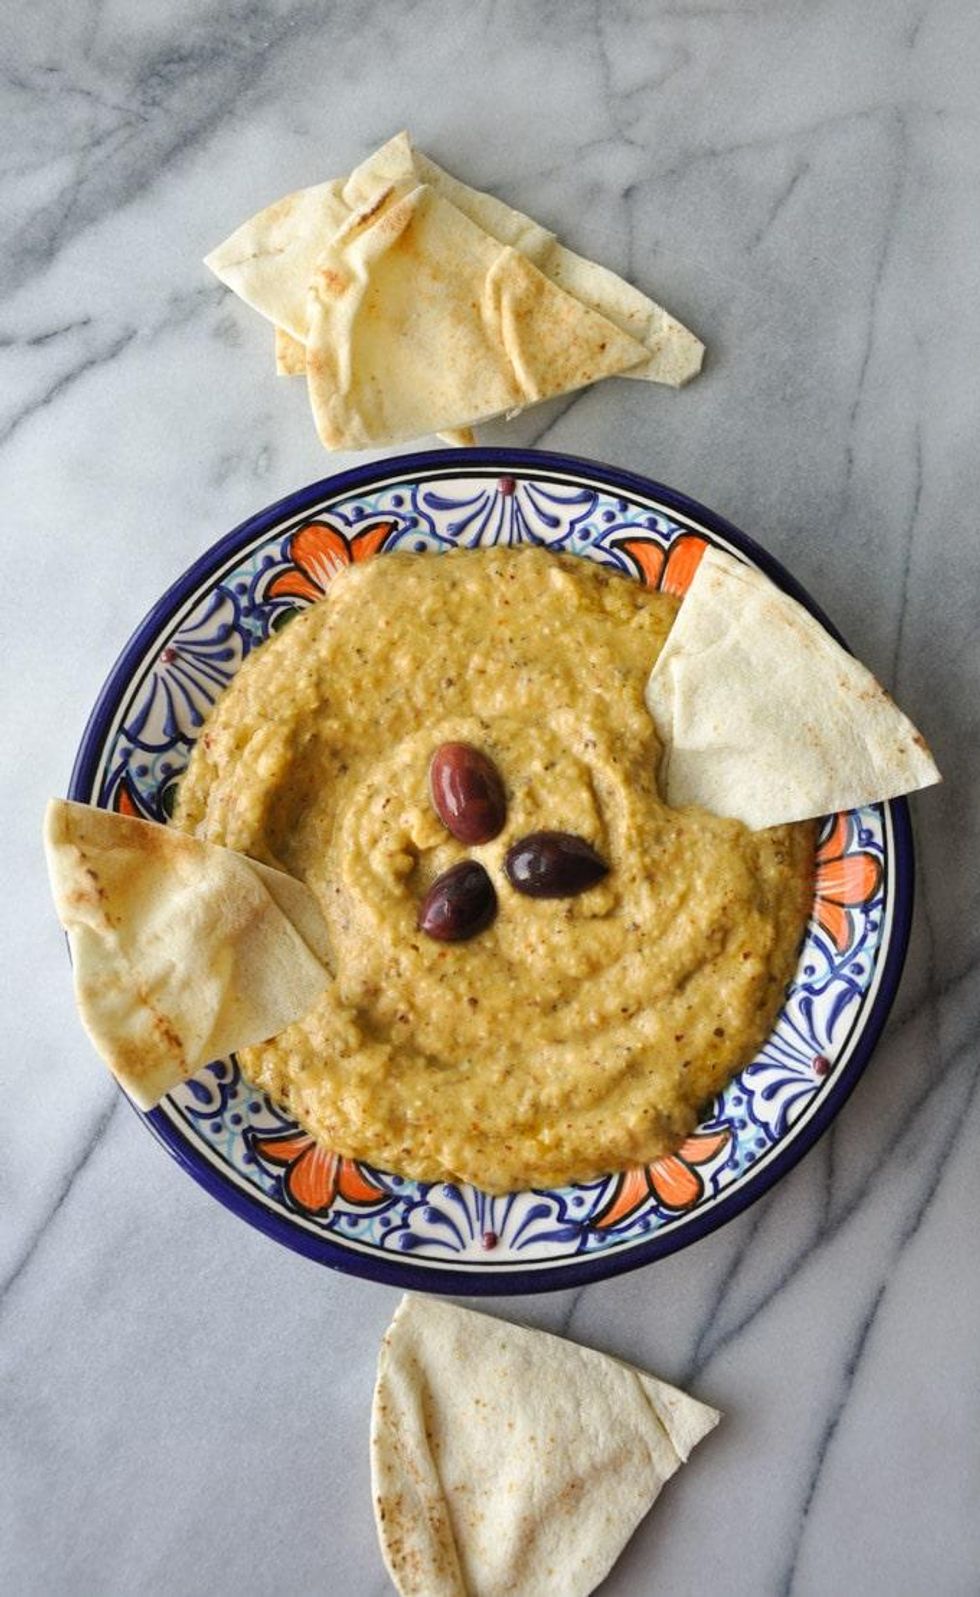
[304, 181, 650, 449]
[44, 799, 330, 1110]
[644, 546, 940, 828]
[273, 326, 474, 446]
[209, 131, 702, 390]
[273, 325, 474, 446]
[348, 133, 704, 388]
[371, 1295, 720, 1597]
[205, 177, 350, 343]
[344, 130, 556, 260]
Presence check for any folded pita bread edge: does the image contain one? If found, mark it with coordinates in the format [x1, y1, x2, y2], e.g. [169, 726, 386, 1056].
[645, 546, 941, 830]
[212, 131, 703, 394]
[304, 181, 651, 450]
[274, 325, 308, 375]
[371, 1294, 720, 1597]
[351, 132, 705, 388]
[45, 799, 330, 1111]
[205, 176, 350, 343]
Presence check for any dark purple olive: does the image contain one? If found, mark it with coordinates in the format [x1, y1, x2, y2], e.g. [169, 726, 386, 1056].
[429, 742, 506, 845]
[504, 831, 609, 898]
[417, 860, 498, 942]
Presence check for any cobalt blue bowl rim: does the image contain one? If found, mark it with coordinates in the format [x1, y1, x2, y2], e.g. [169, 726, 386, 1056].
[68, 446, 915, 1295]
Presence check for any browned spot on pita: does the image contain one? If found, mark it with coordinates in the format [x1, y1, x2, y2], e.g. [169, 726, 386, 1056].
[107, 1000, 189, 1087]
[65, 862, 107, 911]
[313, 266, 350, 297]
[346, 181, 396, 233]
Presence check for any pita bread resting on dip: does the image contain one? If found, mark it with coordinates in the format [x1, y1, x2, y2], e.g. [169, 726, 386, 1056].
[372, 1295, 720, 1597]
[644, 546, 941, 830]
[44, 800, 329, 1110]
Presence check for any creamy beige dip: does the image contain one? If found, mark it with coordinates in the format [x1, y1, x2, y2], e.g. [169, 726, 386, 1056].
[175, 547, 813, 1192]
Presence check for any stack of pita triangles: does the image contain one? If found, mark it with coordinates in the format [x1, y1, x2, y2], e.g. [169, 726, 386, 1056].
[205, 132, 703, 451]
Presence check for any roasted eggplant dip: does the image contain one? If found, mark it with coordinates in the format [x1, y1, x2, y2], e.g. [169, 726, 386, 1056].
[174, 547, 814, 1192]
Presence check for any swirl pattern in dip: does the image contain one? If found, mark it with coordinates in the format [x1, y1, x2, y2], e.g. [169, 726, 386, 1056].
[175, 547, 814, 1192]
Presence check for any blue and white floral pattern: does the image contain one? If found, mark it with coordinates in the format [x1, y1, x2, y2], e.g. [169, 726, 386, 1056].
[124, 589, 246, 750]
[406, 475, 599, 548]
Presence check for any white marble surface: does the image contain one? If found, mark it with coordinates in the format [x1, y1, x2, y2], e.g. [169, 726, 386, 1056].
[2, 1, 978, 1592]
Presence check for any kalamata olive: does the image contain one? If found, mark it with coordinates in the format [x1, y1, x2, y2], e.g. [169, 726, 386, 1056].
[417, 860, 498, 942]
[503, 831, 609, 898]
[429, 742, 506, 844]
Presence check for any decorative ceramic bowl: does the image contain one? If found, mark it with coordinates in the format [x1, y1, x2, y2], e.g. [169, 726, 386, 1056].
[69, 448, 912, 1293]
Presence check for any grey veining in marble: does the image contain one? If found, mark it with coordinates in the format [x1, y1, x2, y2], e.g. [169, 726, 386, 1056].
[2, 2, 979, 1593]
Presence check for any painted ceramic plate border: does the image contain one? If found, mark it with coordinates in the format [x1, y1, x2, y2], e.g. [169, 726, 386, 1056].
[68, 448, 913, 1294]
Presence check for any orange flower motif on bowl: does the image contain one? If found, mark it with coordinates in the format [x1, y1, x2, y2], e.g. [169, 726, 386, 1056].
[592, 1126, 732, 1229]
[812, 813, 883, 955]
[614, 530, 709, 595]
[267, 516, 396, 604]
[248, 1127, 387, 1217]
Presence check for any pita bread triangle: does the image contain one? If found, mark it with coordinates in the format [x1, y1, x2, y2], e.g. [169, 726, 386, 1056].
[344, 131, 556, 262]
[304, 180, 650, 449]
[354, 133, 703, 386]
[405, 133, 704, 389]
[644, 546, 940, 829]
[45, 800, 330, 1110]
[371, 1295, 720, 1597]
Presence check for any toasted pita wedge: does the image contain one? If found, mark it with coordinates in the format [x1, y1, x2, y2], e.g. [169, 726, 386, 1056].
[390, 133, 704, 388]
[211, 132, 702, 390]
[343, 136, 704, 387]
[644, 547, 941, 828]
[544, 244, 703, 388]
[44, 800, 330, 1110]
[372, 1296, 720, 1597]
[304, 182, 650, 449]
